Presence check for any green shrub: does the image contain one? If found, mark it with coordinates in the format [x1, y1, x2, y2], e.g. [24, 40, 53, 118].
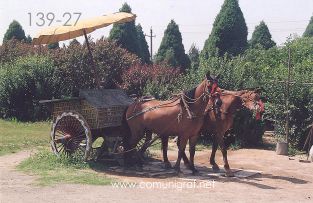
[0, 56, 55, 121]
[233, 109, 265, 146]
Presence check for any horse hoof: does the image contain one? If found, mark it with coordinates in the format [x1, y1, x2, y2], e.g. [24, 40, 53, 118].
[163, 162, 172, 169]
[176, 170, 184, 177]
[225, 171, 234, 177]
[192, 169, 199, 175]
[174, 167, 183, 176]
[212, 165, 220, 172]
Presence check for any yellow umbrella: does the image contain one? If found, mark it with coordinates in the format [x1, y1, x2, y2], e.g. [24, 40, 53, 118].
[32, 12, 136, 87]
[32, 12, 136, 45]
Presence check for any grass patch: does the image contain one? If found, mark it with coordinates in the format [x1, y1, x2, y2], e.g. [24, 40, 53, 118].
[17, 150, 113, 186]
[196, 143, 212, 151]
[288, 146, 303, 157]
[0, 119, 50, 155]
[229, 140, 242, 150]
[149, 140, 163, 150]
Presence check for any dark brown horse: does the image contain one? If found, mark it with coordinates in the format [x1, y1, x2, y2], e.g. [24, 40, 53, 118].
[124, 74, 212, 174]
[203, 90, 263, 176]
[161, 89, 264, 176]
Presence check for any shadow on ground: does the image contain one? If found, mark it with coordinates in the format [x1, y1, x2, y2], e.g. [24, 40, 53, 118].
[88, 157, 309, 190]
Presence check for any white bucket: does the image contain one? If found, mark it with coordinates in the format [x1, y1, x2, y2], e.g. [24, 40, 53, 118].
[276, 142, 288, 155]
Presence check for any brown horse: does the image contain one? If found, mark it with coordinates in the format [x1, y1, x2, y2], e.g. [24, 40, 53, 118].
[124, 74, 212, 174]
[161, 89, 264, 176]
[203, 90, 263, 176]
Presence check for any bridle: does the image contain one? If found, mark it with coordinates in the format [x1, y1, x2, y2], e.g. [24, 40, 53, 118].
[241, 91, 263, 115]
[182, 78, 210, 104]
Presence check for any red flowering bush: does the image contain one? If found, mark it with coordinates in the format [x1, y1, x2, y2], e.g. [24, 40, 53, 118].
[51, 37, 140, 97]
[0, 39, 49, 64]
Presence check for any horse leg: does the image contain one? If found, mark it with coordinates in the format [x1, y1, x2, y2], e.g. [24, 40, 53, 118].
[176, 136, 191, 168]
[174, 136, 188, 175]
[217, 133, 234, 177]
[210, 134, 220, 172]
[188, 136, 199, 175]
[161, 136, 172, 169]
[221, 148, 233, 177]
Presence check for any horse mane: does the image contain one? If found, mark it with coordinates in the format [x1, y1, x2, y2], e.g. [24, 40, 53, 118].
[221, 89, 247, 96]
[183, 87, 197, 102]
[221, 87, 262, 97]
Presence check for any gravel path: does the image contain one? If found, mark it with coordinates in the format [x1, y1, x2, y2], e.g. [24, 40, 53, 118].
[1, 149, 312, 203]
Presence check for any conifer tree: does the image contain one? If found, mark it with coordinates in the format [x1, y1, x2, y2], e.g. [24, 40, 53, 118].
[109, 3, 140, 58]
[249, 21, 276, 49]
[3, 20, 26, 43]
[136, 24, 150, 64]
[303, 16, 313, 37]
[188, 43, 200, 69]
[156, 20, 190, 70]
[201, 0, 248, 58]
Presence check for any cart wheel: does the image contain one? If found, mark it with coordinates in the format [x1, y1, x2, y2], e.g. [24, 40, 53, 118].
[51, 112, 92, 161]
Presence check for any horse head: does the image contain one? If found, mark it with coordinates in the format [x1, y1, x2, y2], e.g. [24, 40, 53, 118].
[241, 88, 265, 120]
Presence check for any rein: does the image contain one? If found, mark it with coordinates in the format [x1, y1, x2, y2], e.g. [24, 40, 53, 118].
[126, 97, 180, 121]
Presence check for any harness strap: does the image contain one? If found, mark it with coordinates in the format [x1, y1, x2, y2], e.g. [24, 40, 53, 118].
[181, 93, 195, 119]
[126, 97, 180, 121]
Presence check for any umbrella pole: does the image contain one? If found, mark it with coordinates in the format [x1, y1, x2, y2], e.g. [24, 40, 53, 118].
[83, 30, 101, 88]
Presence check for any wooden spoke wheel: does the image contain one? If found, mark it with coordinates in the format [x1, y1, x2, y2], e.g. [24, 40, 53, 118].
[51, 112, 92, 161]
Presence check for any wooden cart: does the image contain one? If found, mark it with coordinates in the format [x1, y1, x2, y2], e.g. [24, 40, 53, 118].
[41, 89, 134, 163]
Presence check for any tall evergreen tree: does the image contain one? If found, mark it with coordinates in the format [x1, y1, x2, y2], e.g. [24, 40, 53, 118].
[109, 3, 140, 58]
[188, 43, 200, 69]
[156, 20, 190, 70]
[201, 0, 248, 58]
[136, 24, 150, 64]
[249, 21, 276, 49]
[3, 20, 26, 43]
[303, 16, 313, 37]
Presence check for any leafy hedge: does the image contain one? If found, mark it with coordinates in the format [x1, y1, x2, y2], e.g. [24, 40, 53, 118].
[0, 39, 139, 120]
[0, 56, 55, 121]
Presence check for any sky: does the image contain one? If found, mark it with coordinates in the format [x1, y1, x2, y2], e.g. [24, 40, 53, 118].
[0, 0, 312, 55]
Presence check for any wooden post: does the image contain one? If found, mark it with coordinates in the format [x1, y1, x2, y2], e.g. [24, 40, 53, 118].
[285, 48, 291, 145]
[145, 27, 156, 62]
[83, 30, 100, 88]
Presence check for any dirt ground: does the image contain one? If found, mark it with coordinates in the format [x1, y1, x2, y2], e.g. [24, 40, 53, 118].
[1, 147, 313, 203]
